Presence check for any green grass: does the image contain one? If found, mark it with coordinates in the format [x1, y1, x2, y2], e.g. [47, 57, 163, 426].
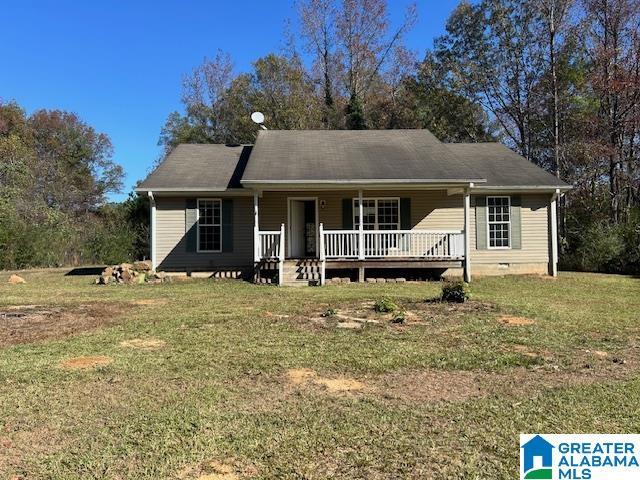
[0, 270, 639, 478]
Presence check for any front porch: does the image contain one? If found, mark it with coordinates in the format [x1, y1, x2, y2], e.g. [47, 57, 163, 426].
[253, 189, 471, 285]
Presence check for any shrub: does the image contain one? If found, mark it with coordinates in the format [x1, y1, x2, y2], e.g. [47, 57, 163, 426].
[374, 297, 397, 313]
[441, 281, 470, 303]
[322, 307, 338, 317]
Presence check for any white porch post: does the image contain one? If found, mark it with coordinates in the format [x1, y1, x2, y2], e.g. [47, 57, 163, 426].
[278, 223, 285, 286]
[550, 189, 559, 277]
[253, 193, 259, 262]
[463, 188, 471, 282]
[148, 191, 157, 272]
[319, 223, 326, 285]
[358, 190, 365, 260]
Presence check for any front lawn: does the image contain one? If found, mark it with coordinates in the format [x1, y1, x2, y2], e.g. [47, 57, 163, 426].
[0, 270, 638, 479]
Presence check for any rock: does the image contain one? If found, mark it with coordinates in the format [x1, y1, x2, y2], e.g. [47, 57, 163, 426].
[387, 278, 397, 283]
[376, 278, 386, 284]
[98, 275, 110, 285]
[101, 267, 114, 278]
[366, 278, 377, 283]
[121, 270, 133, 283]
[341, 277, 351, 284]
[133, 260, 152, 272]
[8, 274, 26, 284]
[330, 277, 342, 284]
[395, 278, 407, 283]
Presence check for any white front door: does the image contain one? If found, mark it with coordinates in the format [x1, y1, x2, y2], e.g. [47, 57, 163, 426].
[290, 200, 306, 258]
[288, 198, 317, 258]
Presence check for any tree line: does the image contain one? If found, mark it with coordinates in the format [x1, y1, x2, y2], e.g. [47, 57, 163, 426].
[161, 0, 640, 274]
[1, 0, 638, 272]
[0, 102, 148, 269]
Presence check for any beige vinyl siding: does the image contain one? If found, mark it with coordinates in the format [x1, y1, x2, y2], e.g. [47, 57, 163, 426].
[153, 190, 552, 272]
[156, 196, 254, 271]
[259, 190, 464, 254]
[259, 190, 464, 230]
[470, 194, 550, 264]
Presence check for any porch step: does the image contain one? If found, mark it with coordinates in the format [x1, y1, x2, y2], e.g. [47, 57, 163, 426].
[282, 259, 322, 285]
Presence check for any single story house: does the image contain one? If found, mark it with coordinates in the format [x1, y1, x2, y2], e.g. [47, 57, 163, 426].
[136, 129, 570, 285]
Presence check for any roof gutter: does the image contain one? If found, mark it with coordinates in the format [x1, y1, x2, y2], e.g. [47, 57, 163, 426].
[241, 178, 487, 185]
[471, 185, 572, 192]
[134, 187, 250, 195]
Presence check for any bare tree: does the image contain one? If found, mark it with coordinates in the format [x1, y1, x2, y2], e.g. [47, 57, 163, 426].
[298, 0, 340, 127]
[583, 0, 640, 220]
[298, 0, 416, 128]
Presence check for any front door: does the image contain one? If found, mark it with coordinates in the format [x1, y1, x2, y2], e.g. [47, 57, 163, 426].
[288, 199, 317, 258]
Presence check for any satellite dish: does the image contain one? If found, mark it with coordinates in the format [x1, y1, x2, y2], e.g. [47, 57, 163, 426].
[251, 111, 265, 124]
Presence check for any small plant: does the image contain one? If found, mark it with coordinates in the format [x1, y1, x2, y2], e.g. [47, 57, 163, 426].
[374, 297, 397, 313]
[391, 310, 406, 324]
[441, 281, 470, 303]
[322, 307, 338, 317]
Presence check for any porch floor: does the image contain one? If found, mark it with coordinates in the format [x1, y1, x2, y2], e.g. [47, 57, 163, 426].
[324, 259, 463, 269]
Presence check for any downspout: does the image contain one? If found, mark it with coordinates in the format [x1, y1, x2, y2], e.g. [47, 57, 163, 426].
[550, 188, 560, 277]
[463, 183, 473, 283]
[148, 191, 157, 272]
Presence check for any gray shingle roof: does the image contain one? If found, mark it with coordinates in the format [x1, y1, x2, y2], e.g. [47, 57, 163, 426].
[137, 144, 251, 191]
[136, 131, 571, 192]
[446, 143, 569, 188]
[241, 130, 485, 184]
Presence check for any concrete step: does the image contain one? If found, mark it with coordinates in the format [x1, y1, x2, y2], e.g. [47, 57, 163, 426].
[283, 280, 320, 287]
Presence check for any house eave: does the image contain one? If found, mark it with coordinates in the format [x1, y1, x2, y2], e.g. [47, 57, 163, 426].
[471, 185, 572, 193]
[240, 178, 487, 190]
[134, 187, 251, 196]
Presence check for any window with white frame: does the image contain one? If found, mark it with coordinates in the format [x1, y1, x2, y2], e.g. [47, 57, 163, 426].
[487, 196, 511, 248]
[197, 199, 222, 252]
[353, 198, 400, 230]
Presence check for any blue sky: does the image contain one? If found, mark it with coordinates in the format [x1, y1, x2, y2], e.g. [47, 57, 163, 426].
[1, 0, 461, 201]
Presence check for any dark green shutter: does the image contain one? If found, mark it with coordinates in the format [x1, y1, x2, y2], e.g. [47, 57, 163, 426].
[185, 199, 197, 252]
[510, 195, 522, 249]
[475, 196, 487, 250]
[342, 198, 353, 229]
[222, 199, 234, 252]
[400, 198, 411, 229]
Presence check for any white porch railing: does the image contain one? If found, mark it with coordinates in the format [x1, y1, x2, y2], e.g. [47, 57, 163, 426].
[256, 223, 285, 286]
[320, 225, 464, 260]
[257, 230, 282, 259]
[323, 230, 360, 259]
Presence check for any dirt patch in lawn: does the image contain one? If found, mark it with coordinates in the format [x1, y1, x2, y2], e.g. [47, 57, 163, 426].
[309, 300, 496, 331]
[378, 356, 635, 404]
[0, 302, 134, 347]
[0, 425, 68, 476]
[132, 299, 169, 306]
[498, 315, 536, 326]
[287, 368, 366, 394]
[177, 459, 257, 480]
[379, 370, 484, 403]
[119, 338, 166, 350]
[59, 355, 113, 370]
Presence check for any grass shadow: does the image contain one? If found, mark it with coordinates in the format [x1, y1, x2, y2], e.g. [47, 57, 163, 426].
[65, 267, 105, 276]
